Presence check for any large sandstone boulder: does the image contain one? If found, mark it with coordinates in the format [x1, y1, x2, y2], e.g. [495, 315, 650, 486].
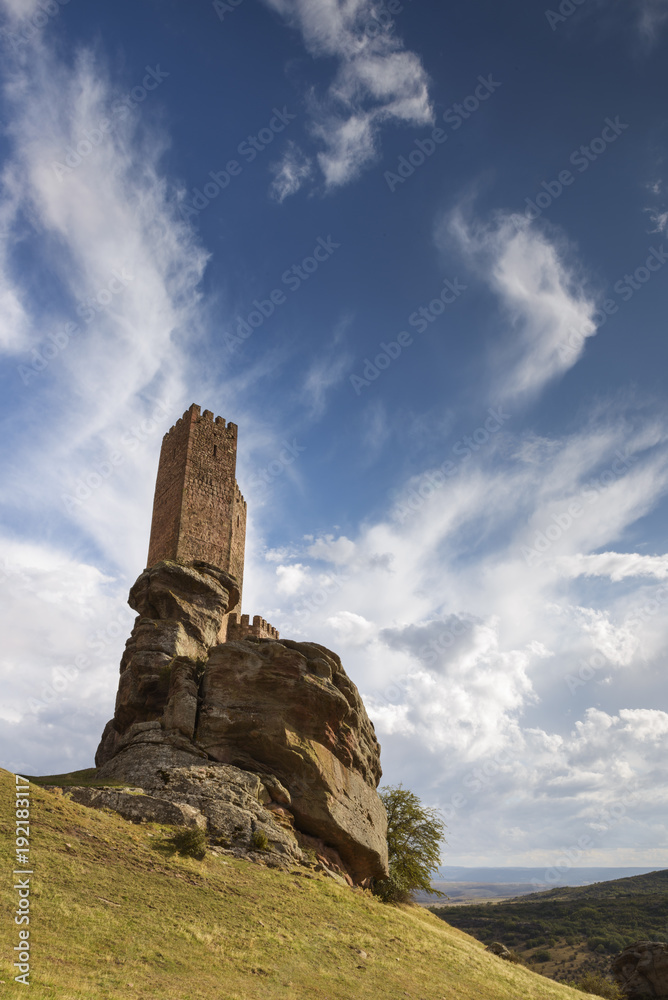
[197, 638, 387, 882]
[95, 561, 388, 884]
[612, 942, 668, 998]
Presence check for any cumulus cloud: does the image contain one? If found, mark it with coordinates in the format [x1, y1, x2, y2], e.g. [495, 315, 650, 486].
[0, 538, 132, 772]
[275, 562, 311, 595]
[368, 617, 537, 759]
[404, 706, 668, 865]
[326, 610, 377, 644]
[307, 533, 357, 564]
[260, 0, 432, 190]
[444, 209, 599, 401]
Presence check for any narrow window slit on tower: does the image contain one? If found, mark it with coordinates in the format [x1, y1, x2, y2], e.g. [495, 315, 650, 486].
[213, 445, 218, 458]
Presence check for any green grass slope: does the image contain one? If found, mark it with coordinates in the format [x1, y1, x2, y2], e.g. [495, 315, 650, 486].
[0, 768, 590, 1000]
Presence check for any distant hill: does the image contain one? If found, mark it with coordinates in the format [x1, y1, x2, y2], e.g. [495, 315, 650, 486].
[413, 867, 668, 907]
[431, 868, 668, 986]
[435, 865, 662, 886]
[0, 769, 585, 1000]
[519, 868, 668, 900]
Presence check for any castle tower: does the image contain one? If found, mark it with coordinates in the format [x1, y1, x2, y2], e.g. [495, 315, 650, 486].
[147, 404, 246, 606]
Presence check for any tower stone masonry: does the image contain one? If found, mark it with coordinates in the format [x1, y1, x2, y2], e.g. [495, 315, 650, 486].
[146, 402, 276, 640]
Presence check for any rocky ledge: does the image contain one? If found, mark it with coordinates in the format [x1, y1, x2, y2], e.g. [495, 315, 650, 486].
[612, 941, 668, 998]
[93, 561, 388, 885]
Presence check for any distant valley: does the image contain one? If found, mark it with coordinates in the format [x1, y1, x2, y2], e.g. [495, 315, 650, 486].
[429, 868, 668, 985]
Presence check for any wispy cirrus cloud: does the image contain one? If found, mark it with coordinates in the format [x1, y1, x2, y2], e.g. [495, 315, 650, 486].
[298, 317, 353, 418]
[443, 208, 599, 402]
[0, 0, 42, 25]
[556, 551, 668, 581]
[636, 0, 668, 40]
[262, 0, 432, 192]
[269, 140, 313, 203]
[0, 32, 210, 569]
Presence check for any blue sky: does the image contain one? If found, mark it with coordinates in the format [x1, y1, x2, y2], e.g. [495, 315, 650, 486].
[1, 0, 668, 868]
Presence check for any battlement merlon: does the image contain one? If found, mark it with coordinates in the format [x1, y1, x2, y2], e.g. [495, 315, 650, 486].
[146, 403, 247, 607]
[161, 404, 238, 445]
[226, 612, 280, 642]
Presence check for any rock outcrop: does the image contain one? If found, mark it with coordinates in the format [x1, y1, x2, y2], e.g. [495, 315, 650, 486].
[66, 764, 304, 866]
[95, 561, 388, 884]
[486, 942, 512, 960]
[612, 941, 668, 998]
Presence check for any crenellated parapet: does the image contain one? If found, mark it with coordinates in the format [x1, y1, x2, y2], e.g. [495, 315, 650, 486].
[226, 612, 280, 641]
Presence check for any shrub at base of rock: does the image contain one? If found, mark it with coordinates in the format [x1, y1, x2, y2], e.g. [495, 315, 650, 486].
[168, 827, 208, 860]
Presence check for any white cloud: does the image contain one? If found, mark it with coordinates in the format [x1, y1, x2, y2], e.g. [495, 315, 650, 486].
[299, 319, 353, 418]
[360, 398, 390, 458]
[556, 551, 668, 582]
[444, 209, 599, 401]
[649, 209, 668, 233]
[0, 0, 43, 25]
[307, 534, 357, 565]
[0, 263, 31, 352]
[326, 610, 377, 644]
[270, 141, 313, 202]
[636, 0, 668, 40]
[0, 538, 131, 773]
[276, 562, 310, 595]
[367, 617, 536, 759]
[260, 0, 432, 190]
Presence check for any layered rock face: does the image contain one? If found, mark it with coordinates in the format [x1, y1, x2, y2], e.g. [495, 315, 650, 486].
[95, 561, 388, 883]
[612, 941, 668, 998]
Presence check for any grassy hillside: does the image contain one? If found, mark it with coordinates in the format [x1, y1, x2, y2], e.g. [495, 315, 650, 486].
[431, 871, 668, 985]
[0, 768, 591, 1000]
[523, 869, 668, 901]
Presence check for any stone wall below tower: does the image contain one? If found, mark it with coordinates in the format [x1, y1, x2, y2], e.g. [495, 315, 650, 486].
[225, 613, 279, 641]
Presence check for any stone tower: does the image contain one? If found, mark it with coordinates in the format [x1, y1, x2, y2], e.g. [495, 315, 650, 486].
[147, 403, 247, 605]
